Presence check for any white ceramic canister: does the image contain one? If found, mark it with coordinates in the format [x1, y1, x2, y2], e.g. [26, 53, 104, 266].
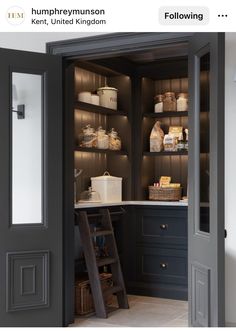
[91, 171, 122, 202]
[91, 94, 100, 106]
[97, 86, 118, 110]
[78, 91, 92, 103]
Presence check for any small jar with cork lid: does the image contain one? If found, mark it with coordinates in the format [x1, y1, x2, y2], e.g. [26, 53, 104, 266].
[154, 94, 164, 113]
[163, 92, 177, 112]
[177, 93, 188, 112]
[97, 126, 109, 149]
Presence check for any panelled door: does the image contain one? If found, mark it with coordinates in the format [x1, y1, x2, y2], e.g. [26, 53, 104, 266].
[188, 33, 225, 327]
[0, 48, 63, 326]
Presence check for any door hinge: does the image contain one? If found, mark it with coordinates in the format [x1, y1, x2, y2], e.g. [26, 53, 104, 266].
[224, 229, 227, 238]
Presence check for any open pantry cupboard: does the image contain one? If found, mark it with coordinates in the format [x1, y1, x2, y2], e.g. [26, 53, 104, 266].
[46, 33, 224, 327]
[72, 51, 190, 201]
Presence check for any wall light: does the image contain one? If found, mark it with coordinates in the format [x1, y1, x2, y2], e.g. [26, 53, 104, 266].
[12, 84, 25, 120]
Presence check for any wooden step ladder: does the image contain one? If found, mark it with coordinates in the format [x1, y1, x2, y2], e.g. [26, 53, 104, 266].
[75, 208, 129, 318]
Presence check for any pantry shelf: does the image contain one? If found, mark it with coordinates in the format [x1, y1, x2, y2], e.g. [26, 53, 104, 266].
[75, 146, 128, 155]
[143, 111, 188, 118]
[75, 101, 127, 116]
[143, 151, 188, 156]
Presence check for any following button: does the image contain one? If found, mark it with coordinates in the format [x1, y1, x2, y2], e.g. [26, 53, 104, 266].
[159, 6, 209, 25]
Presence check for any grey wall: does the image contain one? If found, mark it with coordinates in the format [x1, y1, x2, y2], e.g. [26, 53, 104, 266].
[0, 31, 235, 325]
[0, 32, 103, 53]
[225, 33, 236, 327]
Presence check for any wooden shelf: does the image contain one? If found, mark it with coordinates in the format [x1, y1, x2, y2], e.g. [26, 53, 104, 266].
[143, 111, 188, 118]
[75, 101, 127, 116]
[75, 146, 128, 155]
[143, 151, 188, 156]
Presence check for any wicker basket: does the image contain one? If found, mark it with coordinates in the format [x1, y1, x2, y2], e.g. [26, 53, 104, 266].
[75, 273, 113, 315]
[149, 186, 182, 201]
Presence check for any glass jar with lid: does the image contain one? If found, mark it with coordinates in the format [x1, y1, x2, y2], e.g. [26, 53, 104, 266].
[177, 93, 188, 112]
[109, 128, 121, 151]
[163, 92, 177, 112]
[81, 125, 97, 148]
[97, 126, 109, 149]
[154, 94, 164, 113]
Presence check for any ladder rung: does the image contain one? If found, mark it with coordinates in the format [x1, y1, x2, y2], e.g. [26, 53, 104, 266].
[87, 213, 103, 218]
[103, 285, 123, 297]
[97, 257, 117, 267]
[90, 230, 113, 237]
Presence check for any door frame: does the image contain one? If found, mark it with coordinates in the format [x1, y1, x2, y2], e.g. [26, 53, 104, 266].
[46, 32, 224, 326]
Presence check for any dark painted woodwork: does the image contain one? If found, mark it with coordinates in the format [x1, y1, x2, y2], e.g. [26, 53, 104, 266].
[75, 209, 129, 318]
[75, 147, 128, 155]
[64, 61, 76, 325]
[136, 246, 187, 285]
[75, 205, 188, 301]
[143, 151, 188, 156]
[122, 206, 188, 301]
[73, 65, 132, 200]
[75, 101, 127, 116]
[46, 33, 224, 325]
[143, 111, 188, 118]
[135, 207, 187, 245]
[0, 49, 63, 326]
[46, 33, 193, 58]
[188, 33, 225, 326]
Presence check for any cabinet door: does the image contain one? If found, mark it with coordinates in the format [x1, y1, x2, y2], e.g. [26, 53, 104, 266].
[188, 33, 225, 327]
[0, 48, 63, 326]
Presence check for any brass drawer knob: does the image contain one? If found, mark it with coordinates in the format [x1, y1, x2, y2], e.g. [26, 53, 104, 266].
[160, 224, 168, 230]
[160, 263, 168, 269]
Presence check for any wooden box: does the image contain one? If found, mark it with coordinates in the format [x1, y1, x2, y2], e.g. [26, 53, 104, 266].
[149, 186, 182, 201]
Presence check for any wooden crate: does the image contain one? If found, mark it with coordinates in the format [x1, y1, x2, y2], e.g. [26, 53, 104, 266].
[75, 273, 113, 315]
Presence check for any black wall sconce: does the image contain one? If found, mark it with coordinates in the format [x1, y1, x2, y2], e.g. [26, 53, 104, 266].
[12, 104, 25, 119]
[12, 84, 25, 119]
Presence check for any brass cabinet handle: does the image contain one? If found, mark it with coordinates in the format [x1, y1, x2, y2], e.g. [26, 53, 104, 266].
[160, 224, 168, 230]
[160, 263, 168, 269]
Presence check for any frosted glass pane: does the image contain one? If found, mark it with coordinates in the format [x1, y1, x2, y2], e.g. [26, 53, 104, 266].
[12, 72, 42, 224]
[199, 52, 210, 233]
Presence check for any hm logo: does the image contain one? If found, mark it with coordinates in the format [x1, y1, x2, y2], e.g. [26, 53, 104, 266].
[6, 6, 25, 25]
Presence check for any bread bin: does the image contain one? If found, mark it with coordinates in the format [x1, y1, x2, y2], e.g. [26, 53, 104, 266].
[97, 86, 118, 110]
[91, 171, 122, 202]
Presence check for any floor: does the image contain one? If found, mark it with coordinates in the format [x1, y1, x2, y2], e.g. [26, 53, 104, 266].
[71, 295, 188, 327]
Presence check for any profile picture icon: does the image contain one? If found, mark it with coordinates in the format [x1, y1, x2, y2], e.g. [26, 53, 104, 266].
[6, 6, 25, 25]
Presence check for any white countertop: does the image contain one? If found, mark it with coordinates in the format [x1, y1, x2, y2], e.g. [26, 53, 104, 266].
[74, 200, 188, 209]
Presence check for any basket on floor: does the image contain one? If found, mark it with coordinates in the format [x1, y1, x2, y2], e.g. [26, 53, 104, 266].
[149, 186, 182, 201]
[75, 273, 113, 315]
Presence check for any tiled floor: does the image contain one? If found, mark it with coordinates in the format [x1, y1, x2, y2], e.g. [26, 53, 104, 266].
[71, 295, 188, 327]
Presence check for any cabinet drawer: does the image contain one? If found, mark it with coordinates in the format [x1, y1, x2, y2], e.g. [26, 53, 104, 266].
[136, 246, 187, 285]
[136, 207, 187, 245]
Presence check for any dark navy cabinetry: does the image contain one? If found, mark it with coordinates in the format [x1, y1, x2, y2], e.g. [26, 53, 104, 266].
[122, 205, 188, 300]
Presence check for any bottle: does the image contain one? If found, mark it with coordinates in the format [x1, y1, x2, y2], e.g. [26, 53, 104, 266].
[177, 93, 188, 112]
[177, 133, 185, 151]
[184, 128, 189, 151]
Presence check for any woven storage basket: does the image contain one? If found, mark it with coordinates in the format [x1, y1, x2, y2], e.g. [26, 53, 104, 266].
[75, 273, 113, 315]
[149, 186, 182, 201]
